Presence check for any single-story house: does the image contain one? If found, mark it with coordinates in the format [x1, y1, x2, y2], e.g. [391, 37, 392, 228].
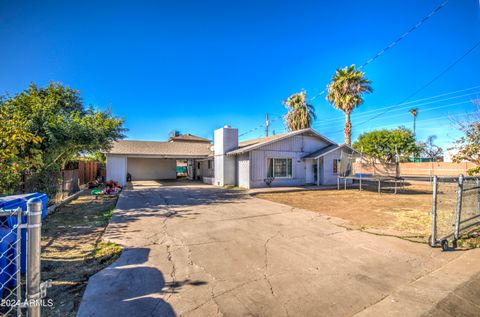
[105, 127, 355, 188]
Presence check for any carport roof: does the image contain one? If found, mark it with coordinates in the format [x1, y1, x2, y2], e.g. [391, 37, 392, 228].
[107, 140, 213, 158]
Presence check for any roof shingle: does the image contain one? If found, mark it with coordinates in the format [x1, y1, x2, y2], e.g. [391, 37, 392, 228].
[108, 140, 212, 157]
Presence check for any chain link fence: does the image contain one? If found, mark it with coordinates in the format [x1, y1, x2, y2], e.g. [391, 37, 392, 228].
[431, 175, 480, 250]
[0, 207, 23, 316]
[0, 198, 45, 316]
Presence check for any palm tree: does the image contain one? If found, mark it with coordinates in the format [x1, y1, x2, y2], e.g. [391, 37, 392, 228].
[409, 108, 418, 140]
[326, 65, 373, 145]
[283, 90, 317, 131]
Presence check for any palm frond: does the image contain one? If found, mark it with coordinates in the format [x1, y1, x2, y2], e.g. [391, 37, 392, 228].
[283, 90, 316, 131]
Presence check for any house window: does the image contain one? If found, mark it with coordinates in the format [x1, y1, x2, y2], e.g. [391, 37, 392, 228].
[333, 159, 340, 174]
[267, 158, 292, 178]
[207, 160, 212, 169]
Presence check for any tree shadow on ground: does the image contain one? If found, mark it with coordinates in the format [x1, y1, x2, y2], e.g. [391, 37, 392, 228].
[77, 248, 207, 317]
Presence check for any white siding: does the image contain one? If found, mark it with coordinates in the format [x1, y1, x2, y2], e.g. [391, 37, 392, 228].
[322, 149, 342, 185]
[260, 135, 329, 153]
[236, 153, 250, 188]
[198, 160, 214, 178]
[127, 158, 176, 180]
[247, 134, 322, 188]
[214, 155, 236, 186]
[106, 155, 127, 186]
[247, 134, 333, 188]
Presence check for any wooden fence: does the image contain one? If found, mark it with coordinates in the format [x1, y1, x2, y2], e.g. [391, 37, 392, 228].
[352, 161, 477, 177]
[399, 162, 477, 177]
[19, 160, 104, 201]
[78, 161, 103, 185]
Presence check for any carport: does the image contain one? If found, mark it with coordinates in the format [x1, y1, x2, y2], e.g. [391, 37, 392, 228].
[127, 157, 177, 180]
[105, 139, 213, 186]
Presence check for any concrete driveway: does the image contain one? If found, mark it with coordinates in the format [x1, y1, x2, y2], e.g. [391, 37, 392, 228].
[78, 181, 480, 317]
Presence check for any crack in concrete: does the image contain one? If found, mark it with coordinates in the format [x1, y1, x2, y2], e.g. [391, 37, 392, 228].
[282, 299, 291, 317]
[157, 190, 227, 316]
[264, 232, 280, 297]
[168, 239, 235, 248]
[183, 278, 264, 315]
[216, 211, 292, 222]
[165, 244, 176, 299]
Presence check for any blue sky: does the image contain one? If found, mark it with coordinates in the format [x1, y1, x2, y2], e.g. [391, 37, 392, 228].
[1, 1, 479, 149]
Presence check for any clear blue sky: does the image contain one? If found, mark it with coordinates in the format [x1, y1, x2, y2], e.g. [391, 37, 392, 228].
[1, 1, 479, 149]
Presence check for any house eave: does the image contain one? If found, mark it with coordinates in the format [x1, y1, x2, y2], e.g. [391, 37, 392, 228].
[227, 128, 336, 155]
[106, 153, 211, 159]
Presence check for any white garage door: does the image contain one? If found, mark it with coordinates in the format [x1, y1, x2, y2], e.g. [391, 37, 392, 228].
[127, 158, 177, 180]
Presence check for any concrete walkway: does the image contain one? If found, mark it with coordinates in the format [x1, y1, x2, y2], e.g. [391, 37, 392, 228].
[77, 180, 479, 317]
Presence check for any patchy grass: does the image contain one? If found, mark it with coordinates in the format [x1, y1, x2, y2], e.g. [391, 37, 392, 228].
[41, 191, 122, 317]
[457, 229, 480, 249]
[255, 183, 464, 243]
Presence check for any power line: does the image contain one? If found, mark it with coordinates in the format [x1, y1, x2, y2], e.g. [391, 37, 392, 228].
[314, 86, 480, 125]
[239, 85, 480, 138]
[312, 90, 480, 127]
[357, 0, 449, 71]
[239, 0, 450, 137]
[309, 0, 449, 101]
[352, 39, 480, 129]
[324, 110, 480, 137]
[353, 100, 470, 123]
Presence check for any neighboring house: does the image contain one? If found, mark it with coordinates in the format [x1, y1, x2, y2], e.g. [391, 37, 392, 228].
[105, 127, 354, 188]
[443, 148, 465, 163]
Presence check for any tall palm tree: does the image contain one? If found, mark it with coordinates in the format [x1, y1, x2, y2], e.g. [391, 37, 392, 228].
[283, 90, 317, 131]
[409, 108, 418, 140]
[326, 65, 373, 145]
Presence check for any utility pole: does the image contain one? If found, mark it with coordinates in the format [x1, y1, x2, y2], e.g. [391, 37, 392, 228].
[409, 108, 418, 140]
[265, 112, 270, 137]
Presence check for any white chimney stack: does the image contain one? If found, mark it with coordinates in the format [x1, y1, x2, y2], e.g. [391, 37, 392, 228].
[214, 126, 238, 186]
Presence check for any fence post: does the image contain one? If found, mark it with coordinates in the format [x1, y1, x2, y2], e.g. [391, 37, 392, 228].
[454, 174, 464, 242]
[27, 198, 42, 317]
[16, 207, 23, 317]
[477, 178, 480, 214]
[430, 176, 438, 246]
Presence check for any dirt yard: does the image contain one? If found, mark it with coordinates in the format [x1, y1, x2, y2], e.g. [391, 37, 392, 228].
[256, 183, 454, 242]
[41, 191, 122, 317]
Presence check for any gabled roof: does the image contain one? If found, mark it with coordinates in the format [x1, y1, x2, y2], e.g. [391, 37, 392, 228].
[107, 140, 213, 157]
[302, 144, 339, 159]
[169, 134, 211, 143]
[226, 128, 335, 155]
[302, 144, 358, 159]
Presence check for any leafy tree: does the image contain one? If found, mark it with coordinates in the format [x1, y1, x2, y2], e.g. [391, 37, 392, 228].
[0, 102, 43, 193]
[452, 101, 480, 175]
[419, 135, 443, 160]
[353, 127, 420, 163]
[326, 65, 373, 145]
[283, 90, 317, 131]
[0, 83, 126, 194]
